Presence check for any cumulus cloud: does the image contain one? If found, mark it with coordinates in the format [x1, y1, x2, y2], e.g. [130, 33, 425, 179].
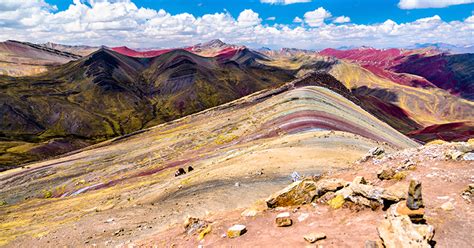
[0, 0, 473, 49]
[293, 16, 303, 23]
[303, 7, 332, 27]
[260, 0, 311, 4]
[333, 16, 350, 23]
[398, 0, 474, 9]
[237, 9, 261, 27]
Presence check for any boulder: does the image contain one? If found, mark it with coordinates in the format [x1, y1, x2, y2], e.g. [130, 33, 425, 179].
[227, 224, 247, 238]
[303, 232, 326, 243]
[378, 204, 434, 248]
[360, 147, 385, 162]
[327, 195, 345, 209]
[377, 168, 396, 180]
[350, 183, 385, 203]
[315, 178, 347, 196]
[275, 212, 293, 227]
[463, 152, 474, 161]
[266, 178, 347, 208]
[184, 217, 209, 235]
[407, 180, 423, 210]
[266, 179, 317, 208]
[334, 177, 404, 209]
[381, 184, 406, 202]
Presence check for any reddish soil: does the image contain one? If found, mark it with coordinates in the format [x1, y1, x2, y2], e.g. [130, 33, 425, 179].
[138, 143, 474, 247]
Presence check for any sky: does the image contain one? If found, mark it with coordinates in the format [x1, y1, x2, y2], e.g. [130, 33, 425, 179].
[0, 0, 473, 49]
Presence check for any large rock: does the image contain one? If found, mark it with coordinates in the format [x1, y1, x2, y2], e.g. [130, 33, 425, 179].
[266, 178, 347, 208]
[266, 179, 317, 208]
[407, 180, 423, 210]
[335, 177, 405, 208]
[377, 204, 434, 248]
[377, 168, 396, 180]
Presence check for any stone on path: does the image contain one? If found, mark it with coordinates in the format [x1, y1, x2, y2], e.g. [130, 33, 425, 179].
[227, 224, 247, 238]
[275, 212, 292, 227]
[303, 232, 326, 243]
[440, 201, 454, 211]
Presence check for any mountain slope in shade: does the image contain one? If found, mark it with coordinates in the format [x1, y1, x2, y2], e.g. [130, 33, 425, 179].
[0, 73, 417, 246]
[0, 40, 82, 76]
[0, 47, 294, 171]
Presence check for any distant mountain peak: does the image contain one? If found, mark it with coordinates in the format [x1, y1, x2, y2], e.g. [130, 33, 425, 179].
[200, 39, 226, 48]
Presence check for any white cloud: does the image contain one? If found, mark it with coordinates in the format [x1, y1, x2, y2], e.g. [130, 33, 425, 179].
[293, 16, 303, 23]
[333, 16, 350, 23]
[266, 16, 276, 21]
[303, 7, 332, 27]
[0, 0, 473, 50]
[398, 0, 474, 9]
[260, 0, 311, 4]
[237, 9, 261, 27]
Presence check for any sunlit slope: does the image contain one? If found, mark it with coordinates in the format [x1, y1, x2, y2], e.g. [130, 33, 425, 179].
[329, 61, 474, 126]
[0, 48, 293, 170]
[0, 75, 417, 246]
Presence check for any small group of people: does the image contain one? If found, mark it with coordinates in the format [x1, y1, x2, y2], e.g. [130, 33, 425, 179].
[174, 165, 194, 177]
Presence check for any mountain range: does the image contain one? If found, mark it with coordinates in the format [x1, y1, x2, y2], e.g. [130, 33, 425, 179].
[0, 39, 473, 247]
[0, 39, 473, 171]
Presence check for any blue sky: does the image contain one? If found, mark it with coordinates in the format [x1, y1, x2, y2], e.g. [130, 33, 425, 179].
[0, 0, 473, 49]
[46, 0, 474, 24]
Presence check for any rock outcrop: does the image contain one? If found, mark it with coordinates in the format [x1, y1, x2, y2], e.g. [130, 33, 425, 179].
[266, 178, 347, 208]
[378, 203, 434, 248]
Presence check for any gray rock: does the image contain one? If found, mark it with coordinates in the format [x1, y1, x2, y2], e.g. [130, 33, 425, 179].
[407, 180, 423, 210]
[463, 152, 474, 161]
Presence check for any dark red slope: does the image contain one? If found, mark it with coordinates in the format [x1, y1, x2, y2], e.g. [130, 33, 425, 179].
[392, 53, 474, 100]
[408, 122, 474, 142]
[319, 47, 474, 100]
[319, 48, 435, 88]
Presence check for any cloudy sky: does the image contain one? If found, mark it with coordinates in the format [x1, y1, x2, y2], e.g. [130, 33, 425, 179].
[0, 0, 473, 49]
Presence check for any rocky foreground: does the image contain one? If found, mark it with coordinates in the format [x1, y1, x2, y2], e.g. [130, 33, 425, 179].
[138, 140, 473, 247]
